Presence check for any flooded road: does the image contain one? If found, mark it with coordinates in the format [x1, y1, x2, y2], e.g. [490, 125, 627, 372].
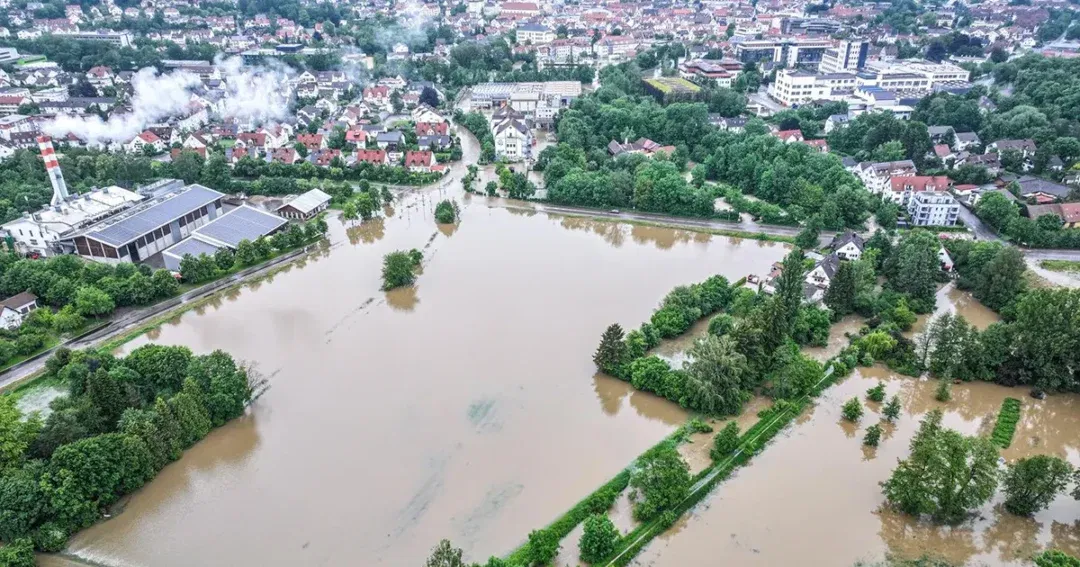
[58, 180, 790, 566]
[638, 368, 1080, 567]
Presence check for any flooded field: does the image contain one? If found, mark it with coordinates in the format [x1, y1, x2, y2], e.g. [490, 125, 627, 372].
[637, 365, 1080, 567]
[56, 183, 790, 567]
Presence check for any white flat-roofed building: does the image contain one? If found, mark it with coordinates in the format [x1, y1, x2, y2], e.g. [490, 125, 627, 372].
[1, 186, 143, 256]
[908, 191, 960, 227]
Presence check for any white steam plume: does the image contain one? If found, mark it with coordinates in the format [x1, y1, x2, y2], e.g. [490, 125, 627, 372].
[46, 66, 200, 144]
[44, 56, 294, 144]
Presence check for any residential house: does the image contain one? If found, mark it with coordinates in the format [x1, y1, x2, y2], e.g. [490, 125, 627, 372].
[888, 175, 951, 205]
[493, 118, 533, 161]
[271, 147, 299, 164]
[954, 131, 980, 151]
[375, 130, 405, 150]
[0, 291, 37, 330]
[830, 231, 865, 261]
[127, 130, 165, 153]
[355, 149, 388, 166]
[853, 160, 918, 196]
[296, 133, 325, 151]
[415, 121, 449, 137]
[776, 129, 805, 143]
[1014, 176, 1071, 202]
[1026, 202, 1080, 229]
[607, 138, 676, 157]
[404, 150, 436, 172]
[418, 135, 452, 151]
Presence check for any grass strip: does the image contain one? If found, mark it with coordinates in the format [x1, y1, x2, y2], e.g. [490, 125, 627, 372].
[602, 362, 847, 567]
[990, 397, 1022, 449]
[501, 420, 708, 565]
[1039, 259, 1080, 273]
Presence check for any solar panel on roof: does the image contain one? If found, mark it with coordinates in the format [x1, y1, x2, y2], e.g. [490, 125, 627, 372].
[194, 206, 287, 248]
[86, 185, 223, 247]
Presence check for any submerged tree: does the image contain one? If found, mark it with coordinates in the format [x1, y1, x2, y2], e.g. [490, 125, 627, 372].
[425, 539, 465, 567]
[579, 514, 619, 564]
[881, 410, 999, 523]
[842, 398, 863, 422]
[593, 324, 628, 375]
[864, 424, 883, 447]
[710, 421, 740, 462]
[883, 395, 902, 422]
[381, 250, 422, 290]
[434, 199, 460, 224]
[1003, 456, 1073, 517]
[630, 443, 690, 522]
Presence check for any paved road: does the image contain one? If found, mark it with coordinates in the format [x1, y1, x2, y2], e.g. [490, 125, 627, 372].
[955, 202, 1002, 242]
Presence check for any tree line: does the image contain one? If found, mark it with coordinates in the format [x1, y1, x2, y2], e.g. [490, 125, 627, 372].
[594, 251, 832, 417]
[0, 344, 256, 557]
[976, 191, 1080, 250]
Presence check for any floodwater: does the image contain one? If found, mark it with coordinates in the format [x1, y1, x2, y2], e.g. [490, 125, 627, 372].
[57, 178, 790, 566]
[638, 367, 1080, 567]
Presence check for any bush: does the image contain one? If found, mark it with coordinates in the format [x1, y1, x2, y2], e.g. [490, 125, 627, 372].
[864, 424, 883, 447]
[579, 514, 619, 564]
[841, 398, 863, 422]
[710, 422, 740, 462]
[866, 381, 886, 402]
[990, 397, 1022, 448]
[0, 339, 15, 363]
[13, 333, 44, 356]
[935, 380, 952, 402]
[31, 522, 68, 552]
[526, 528, 560, 566]
[0, 537, 34, 567]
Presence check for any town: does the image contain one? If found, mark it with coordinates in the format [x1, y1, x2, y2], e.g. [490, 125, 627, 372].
[0, 0, 1079, 566]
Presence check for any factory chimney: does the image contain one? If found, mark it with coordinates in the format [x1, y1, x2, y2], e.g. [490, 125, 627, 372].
[37, 135, 70, 206]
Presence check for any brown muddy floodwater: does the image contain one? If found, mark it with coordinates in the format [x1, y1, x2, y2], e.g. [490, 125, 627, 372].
[56, 186, 789, 567]
[638, 368, 1080, 567]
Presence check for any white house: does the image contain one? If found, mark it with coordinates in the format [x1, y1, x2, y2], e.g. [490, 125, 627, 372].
[830, 231, 865, 261]
[0, 291, 37, 330]
[493, 118, 532, 162]
[127, 130, 165, 153]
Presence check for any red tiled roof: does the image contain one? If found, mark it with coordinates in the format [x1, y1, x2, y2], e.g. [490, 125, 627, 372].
[356, 149, 386, 164]
[405, 150, 433, 167]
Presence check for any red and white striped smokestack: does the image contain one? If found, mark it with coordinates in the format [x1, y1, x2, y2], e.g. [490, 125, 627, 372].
[37, 135, 69, 205]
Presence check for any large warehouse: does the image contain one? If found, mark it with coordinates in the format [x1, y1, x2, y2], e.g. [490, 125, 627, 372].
[63, 184, 225, 264]
[161, 205, 288, 272]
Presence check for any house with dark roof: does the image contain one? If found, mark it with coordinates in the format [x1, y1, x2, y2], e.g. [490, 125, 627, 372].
[0, 291, 37, 330]
[830, 231, 865, 261]
[1014, 175, 1071, 202]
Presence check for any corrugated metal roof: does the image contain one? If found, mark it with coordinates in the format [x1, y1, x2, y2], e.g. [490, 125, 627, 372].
[84, 184, 223, 247]
[278, 188, 331, 214]
[161, 236, 222, 259]
[194, 205, 287, 248]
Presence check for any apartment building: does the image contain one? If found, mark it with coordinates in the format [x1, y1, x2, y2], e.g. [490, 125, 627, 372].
[818, 40, 868, 74]
[907, 190, 960, 227]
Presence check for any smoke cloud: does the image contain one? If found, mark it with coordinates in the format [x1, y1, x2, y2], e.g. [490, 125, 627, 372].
[44, 56, 294, 145]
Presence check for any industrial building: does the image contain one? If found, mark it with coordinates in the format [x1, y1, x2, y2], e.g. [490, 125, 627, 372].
[1, 136, 146, 257]
[161, 205, 288, 271]
[62, 184, 225, 264]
